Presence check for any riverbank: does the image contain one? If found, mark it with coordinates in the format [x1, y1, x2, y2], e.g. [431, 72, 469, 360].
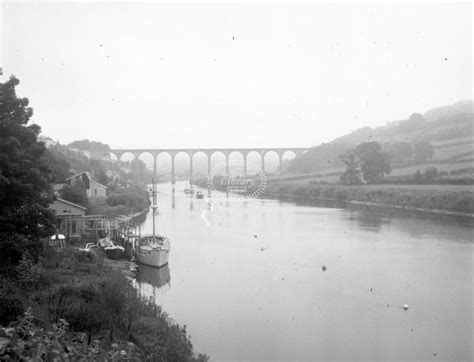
[89, 185, 151, 219]
[0, 246, 208, 361]
[263, 182, 474, 217]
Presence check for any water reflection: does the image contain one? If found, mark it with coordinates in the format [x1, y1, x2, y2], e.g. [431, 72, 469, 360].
[344, 208, 390, 232]
[137, 182, 473, 361]
[136, 263, 171, 291]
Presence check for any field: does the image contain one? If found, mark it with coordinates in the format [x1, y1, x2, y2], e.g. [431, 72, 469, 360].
[263, 182, 474, 215]
[270, 136, 474, 184]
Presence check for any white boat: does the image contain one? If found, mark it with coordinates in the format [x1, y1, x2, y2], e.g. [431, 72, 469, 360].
[134, 178, 171, 268]
[135, 235, 170, 267]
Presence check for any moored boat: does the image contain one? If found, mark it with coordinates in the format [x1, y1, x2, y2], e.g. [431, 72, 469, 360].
[104, 244, 125, 260]
[135, 235, 170, 267]
[98, 235, 125, 260]
[134, 178, 171, 268]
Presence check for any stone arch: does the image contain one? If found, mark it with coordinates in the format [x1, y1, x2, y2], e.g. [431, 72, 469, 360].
[108, 152, 119, 162]
[118, 151, 136, 162]
[173, 151, 192, 184]
[263, 150, 280, 173]
[137, 151, 154, 171]
[191, 151, 209, 178]
[155, 152, 172, 183]
[228, 150, 245, 161]
[209, 151, 227, 175]
[245, 151, 263, 172]
[279, 150, 298, 173]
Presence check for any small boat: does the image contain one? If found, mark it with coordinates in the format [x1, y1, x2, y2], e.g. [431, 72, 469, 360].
[184, 187, 194, 194]
[196, 190, 204, 199]
[134, 178, 171, 268]
[104, 245, 125, 260]
[98, 236, 124, 260]
[134, 235, 170, 267]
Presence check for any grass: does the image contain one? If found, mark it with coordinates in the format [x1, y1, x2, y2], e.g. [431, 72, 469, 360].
[89, 185, 151, 218]
[264, 182, 474, 215]
[0, 246, 208, 361]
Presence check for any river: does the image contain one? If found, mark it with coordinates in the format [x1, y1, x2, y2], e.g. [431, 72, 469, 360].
[133, 181, 473, 361]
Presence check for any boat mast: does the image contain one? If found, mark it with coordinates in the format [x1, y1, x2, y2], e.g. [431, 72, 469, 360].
[152, 178, 157, 236]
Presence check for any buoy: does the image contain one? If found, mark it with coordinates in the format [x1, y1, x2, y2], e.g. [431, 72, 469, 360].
[322, 265, 327, 271]
[403, 304, 409, 310]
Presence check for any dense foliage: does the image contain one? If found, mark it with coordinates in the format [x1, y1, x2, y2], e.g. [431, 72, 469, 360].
[68, 139, 111, 156]
[0, 247, 208, 361]
[59, 180, 90, 209]
[89, 185, 150, 217]
[339, 142, 391, 184]
[339, 150, 362, 185]
[0, 76, 56, 271]
[42, 148, 72, 183]
[355, 142, 391, 183]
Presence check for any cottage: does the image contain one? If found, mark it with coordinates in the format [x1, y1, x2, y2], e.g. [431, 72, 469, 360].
[50, 198, 87, 238]
[66, 171, 107, 199]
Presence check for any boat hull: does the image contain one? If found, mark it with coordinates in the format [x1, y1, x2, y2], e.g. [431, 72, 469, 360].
[136, 248, 170, 268]
[104, 246, 124, 260]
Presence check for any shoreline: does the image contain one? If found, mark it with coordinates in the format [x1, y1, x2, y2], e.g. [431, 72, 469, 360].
[262, 191, 474, 219]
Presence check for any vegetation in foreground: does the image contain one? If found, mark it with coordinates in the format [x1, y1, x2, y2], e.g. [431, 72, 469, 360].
[0, 247, 208, 361]
[0, 75, 207, 360]
[264, 182, 474, 215]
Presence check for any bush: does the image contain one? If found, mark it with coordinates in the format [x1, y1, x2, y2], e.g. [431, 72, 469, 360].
[0, 283, 24, 325]
[0, 308, 141, 360]
[1, 246, 208, 360]
[89, 185, 150, 217]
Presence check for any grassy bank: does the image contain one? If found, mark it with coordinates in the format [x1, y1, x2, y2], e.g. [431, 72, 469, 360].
[264, 182, 474, 216]
[0, 246, 208, 361]
[89, 185, 151, 218]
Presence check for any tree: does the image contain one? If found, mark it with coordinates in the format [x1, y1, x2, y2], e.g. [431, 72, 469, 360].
[89, 159, 109, 186]
[42, 149, 72, 183]
[389, 142, 413, 163]
[413, 141, 434, 163]
[60, 181, 89, 209]
[0, 76, 56, 270]
[355, 142, 391, 184]
[424, 167, 438, 182]
[339, 150, 362, 185]
[415, 169, 422, 183]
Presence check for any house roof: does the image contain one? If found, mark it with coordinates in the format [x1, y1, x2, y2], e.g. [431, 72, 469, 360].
[65, 171, 107, 189]
[65, 171, 91, 181]
[55, 198, 87, 210]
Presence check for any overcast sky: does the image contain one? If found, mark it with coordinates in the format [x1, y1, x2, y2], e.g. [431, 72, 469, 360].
[1, 1, 472, 149]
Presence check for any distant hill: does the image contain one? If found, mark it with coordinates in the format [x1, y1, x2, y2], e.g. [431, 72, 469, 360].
[423, 100, 473, 122]
[330, 100, 473, 146]
[287, 100, 474, 175]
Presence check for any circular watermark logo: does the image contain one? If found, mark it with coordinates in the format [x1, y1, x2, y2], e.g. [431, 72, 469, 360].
[207, 159, 266, 201]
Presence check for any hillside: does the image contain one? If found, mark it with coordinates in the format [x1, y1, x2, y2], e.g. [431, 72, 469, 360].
[285, 100, 473, 178]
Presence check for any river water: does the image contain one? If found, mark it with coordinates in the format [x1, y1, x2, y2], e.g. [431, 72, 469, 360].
[134, 181, 473, 361]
